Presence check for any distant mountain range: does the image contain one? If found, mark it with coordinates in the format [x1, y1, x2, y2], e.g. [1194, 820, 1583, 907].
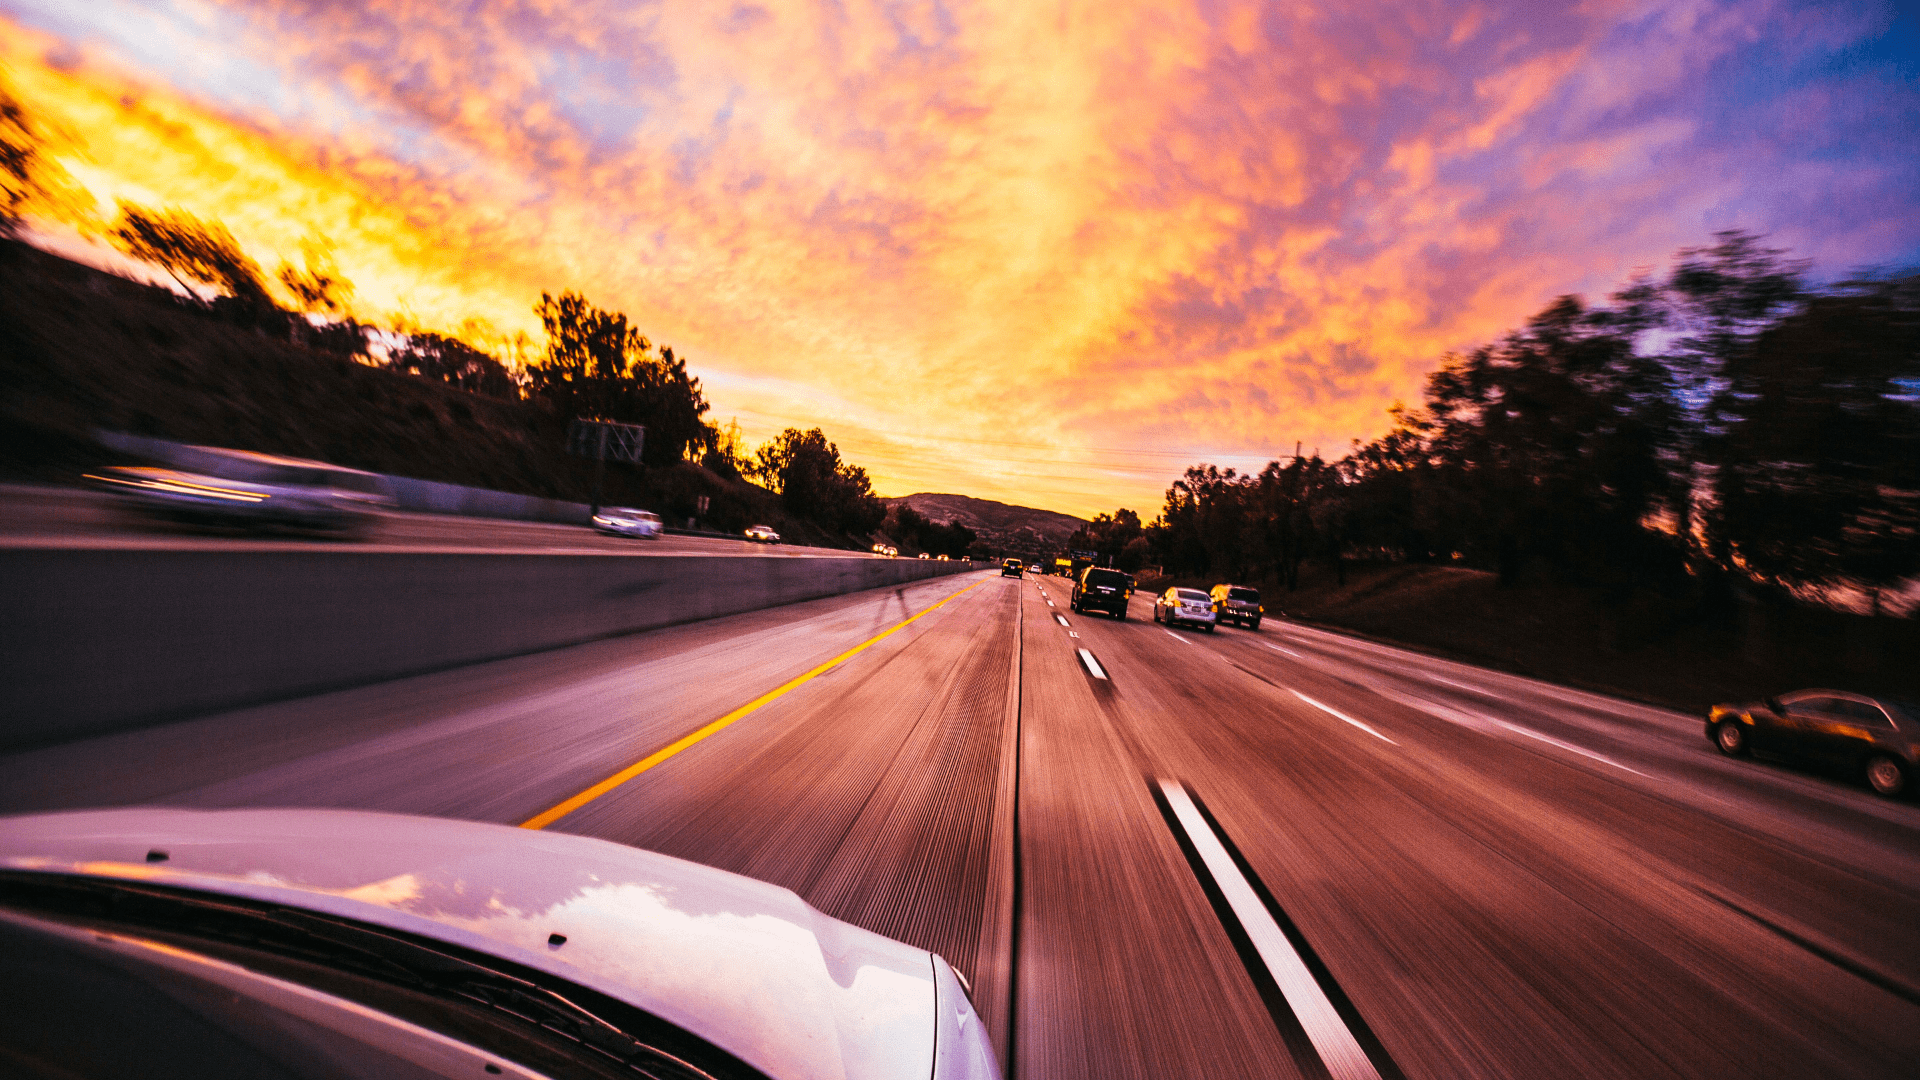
[884, 493, 1085, 550]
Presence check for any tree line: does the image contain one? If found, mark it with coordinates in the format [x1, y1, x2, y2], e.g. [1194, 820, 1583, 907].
[1075, 233, 1919, 615]
[3, 78, 902, 544]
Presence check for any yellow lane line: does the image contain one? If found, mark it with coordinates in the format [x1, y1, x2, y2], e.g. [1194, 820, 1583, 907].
[520, 576, 991, 830]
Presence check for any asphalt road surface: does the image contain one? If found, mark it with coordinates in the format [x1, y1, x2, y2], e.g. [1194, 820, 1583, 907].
[0, 483, 870, 557]
[4, 570, 1917, 1078]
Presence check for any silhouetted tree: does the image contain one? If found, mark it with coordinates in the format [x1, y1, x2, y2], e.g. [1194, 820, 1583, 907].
[0, 81, 88, 238]
[1707, 275, 1920, 611]
[107, 203, 271, 307]
[750, 427, 885, 537]
[387, 332, 517, 398]
[276, 241, 355, 316]
[525, 290, 714, 465]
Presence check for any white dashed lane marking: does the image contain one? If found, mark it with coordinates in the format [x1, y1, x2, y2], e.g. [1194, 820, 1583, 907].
[1077, 649, 1108, 680]
[1292, 691, 1397, 745]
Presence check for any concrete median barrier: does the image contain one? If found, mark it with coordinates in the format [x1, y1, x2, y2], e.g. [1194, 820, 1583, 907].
[0, 549, 977, 750]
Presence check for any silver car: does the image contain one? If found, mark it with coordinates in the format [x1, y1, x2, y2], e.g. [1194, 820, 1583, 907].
[1153, 587, 1218, 632]
[592, 507, 664, 539]
[744, 525, 781, 543]
[87, 446, 393, 535]
[0, 808, 1000, 1080]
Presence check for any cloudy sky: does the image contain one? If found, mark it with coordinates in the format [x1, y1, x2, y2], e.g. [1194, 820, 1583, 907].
[3, 0, 1915, 516]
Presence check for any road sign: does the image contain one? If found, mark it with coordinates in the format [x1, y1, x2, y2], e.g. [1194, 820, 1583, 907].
[566, 419, 645, 517]
[566, 420, 645, 464]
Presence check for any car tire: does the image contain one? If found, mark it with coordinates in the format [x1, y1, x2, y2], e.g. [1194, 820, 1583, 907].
[1713, 721, 1749, 757]
[1866, 754, 1908, 798]
[1205, 624, 1216, 633]
[1116, 608, 1127, 621]
[1250, 619, 1261, 631]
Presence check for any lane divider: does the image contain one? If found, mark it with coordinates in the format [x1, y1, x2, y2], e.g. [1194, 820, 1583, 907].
[520, 577, 989, 829]
[1054, 613, 1070, 627]
[1267, 643, 1303, 658]
[1077, 648, 1108, 680]
[1153, 779, 1391, 1080]
[1164, 629, 1190, 644]
[1292, 691, 1398, 745]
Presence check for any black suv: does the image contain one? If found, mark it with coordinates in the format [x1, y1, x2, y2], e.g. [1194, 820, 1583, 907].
[1001, 558, 1024, 577]
[1072, 567, 1132, 619]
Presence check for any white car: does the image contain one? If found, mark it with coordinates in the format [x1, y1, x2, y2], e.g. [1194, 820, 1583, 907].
[744, 524, 781, 543]
[1154, 587, 1218, 632]
[591, 507, 664, 539]
[86, 447, 394, 535]
[0, 808, 999, 1080]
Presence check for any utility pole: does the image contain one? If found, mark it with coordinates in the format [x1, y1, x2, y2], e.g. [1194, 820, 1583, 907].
[590, 425, 609, 517]
[566, 419, 645, 521]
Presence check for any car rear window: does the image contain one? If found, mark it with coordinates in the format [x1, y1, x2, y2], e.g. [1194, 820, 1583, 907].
[1176, 588, 1209, 602]
[1228, 588, 1259, 603]
[1085, 569, 1128, 588]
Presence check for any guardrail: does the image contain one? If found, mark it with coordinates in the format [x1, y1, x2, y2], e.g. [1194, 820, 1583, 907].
[0, 549, 976, 751]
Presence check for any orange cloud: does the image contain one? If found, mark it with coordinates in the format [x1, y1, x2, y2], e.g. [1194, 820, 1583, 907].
[2, 0, 1914, 517]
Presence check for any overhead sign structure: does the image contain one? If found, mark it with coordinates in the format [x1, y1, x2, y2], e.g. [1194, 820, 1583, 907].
[566, 419, 645, 464]
[566, 419, 645, 516]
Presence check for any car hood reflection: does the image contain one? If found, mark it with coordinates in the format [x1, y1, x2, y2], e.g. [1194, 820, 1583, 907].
[0, 808, 936, 1080]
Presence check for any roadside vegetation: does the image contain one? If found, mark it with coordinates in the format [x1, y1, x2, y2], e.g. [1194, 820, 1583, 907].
[0, 80, 889, 547]
[1088, 235, 1918, 707]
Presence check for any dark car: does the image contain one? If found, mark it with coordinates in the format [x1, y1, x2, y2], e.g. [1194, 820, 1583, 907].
[1071, 567, 1131, 619]
[1001, 558, 1023, 577]
[1707, 690, 1918, 797]
[1209, 584, 1264, 629]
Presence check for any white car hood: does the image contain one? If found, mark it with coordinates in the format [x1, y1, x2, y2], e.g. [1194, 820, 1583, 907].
[0, 808, 938, 1080]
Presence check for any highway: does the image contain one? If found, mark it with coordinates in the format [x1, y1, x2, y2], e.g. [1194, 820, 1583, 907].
[0, 483, 868, 557]
[3, 569, 1917, 1078]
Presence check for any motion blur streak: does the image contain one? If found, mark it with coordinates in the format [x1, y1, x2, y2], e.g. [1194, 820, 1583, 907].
[3, 578, 1918, 1077]
[519, 577, 988, 829]
[4, 2, 1916, 512]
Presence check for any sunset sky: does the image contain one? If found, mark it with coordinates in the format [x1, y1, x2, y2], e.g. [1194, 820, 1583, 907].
[3, 0, 1916, 517]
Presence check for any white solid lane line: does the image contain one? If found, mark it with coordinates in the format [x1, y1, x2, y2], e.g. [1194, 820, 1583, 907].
[1489, 717, 1651, 777]
[1078, 648, 1108, 680]
[1292, 691, 1398, 745]
[1157, 780, 1383, 1080]
[1165, 629, 1190, 644]
[1371, 688, 1649, 778]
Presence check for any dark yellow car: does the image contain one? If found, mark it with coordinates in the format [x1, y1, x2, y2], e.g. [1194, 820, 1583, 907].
[1707, 690, 1917, 797]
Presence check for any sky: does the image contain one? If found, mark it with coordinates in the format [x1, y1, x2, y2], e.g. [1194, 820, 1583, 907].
[2, 0, 1916, 518]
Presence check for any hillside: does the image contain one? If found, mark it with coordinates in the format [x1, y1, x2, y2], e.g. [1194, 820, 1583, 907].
[0, 240, 860, 547]
[884, 492, 1084, 549]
